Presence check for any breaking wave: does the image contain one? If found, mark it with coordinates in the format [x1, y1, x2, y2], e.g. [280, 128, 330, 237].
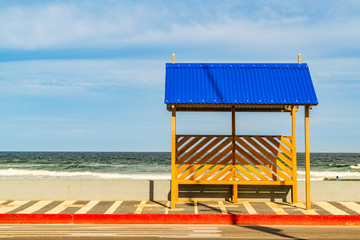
[350, 164, 360, 169]
[297, 170, 360, 181]
[0, 168, 170, 180]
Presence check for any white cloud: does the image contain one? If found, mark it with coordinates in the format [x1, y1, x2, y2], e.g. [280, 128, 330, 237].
[309, 58, 360, 82]
[0, 1, 359, 59]
[0, 59, 164, 95]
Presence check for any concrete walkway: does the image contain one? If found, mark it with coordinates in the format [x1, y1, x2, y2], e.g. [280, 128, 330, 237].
[1, 200, 360, 215]
[2, 224, 360, 239]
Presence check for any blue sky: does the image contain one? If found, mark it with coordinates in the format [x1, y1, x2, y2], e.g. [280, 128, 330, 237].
[0, 0, 359, 152]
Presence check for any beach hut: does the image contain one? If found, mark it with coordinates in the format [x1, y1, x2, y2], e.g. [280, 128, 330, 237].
[164, 54, 318, 210]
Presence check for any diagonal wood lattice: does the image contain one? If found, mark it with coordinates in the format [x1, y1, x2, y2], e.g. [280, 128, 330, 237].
[176, 135, 294, 183]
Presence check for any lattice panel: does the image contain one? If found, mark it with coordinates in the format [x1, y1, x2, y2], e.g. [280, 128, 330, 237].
[234, 136, 293, 181]
[175, 135, 294, 183]
[176, 135, 234, 181]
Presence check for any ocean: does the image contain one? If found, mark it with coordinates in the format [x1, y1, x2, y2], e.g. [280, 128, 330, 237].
[0, 152, 359, 181]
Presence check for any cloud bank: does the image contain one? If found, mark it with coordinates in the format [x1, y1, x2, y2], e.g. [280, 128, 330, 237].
[0, 0, 359, 59]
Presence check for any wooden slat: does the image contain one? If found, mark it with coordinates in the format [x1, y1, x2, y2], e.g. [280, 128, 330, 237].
[234, 152, 269, 181]
[235, 146, 273, 180]
[235, 164, 258, 181]
[236, 137, 291, 181]
[243, 136, 292, 170]
[177, 136, 214, 165]
[190, 146, 232, 179]
[178, 148, 228, 180]
[257, 137, 293, 168]
[177, 136, 230, 166]
[275, 136, 292, 153]
[267, 136, 292, 159]
[176, 180, 294, 185]
[211, 165, 233, 181]
[174, 134, 297, 185]
[199, 154, 232, 181]
[177, 139, 232, 178]
[177, 136, 192, 149]
[177, 136, 226, 169]
[194, 154, 233, 181]
[235, 137, 276, 172]
[234, 153, 268, 181]
[235, 142, 274, 178]
[176, 136, 226, 173]
[245, 139, 292, 180]
[279, 136, 292, 150]
[222, 169, 234, 181]
[234, 171, 247, 181]
[177, 134, 230, 137]
[177, 136, 203, 158]
[185, 146, 233, 181]
[177, 138, 233, 179]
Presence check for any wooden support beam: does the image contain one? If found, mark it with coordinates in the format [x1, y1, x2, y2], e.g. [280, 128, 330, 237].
[291, 106, 298, 203]
[233, 184, 238, 203]
[171, 105, 177, 209]
[231, 105, 237, 203]
[305, 105, 311, 210]
[232, 105, 236, 136]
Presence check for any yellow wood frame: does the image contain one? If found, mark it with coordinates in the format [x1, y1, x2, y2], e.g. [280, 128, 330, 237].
[170, 104, 311, 210]
[305, 105, 311, 210]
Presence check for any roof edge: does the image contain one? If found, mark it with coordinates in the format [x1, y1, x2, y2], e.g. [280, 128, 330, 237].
[166, 63, 309, 69]
[166, 103, 316, 112]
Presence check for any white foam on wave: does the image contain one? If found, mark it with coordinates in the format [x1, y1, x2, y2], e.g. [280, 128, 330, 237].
[329, 163, 348, 166]
[350, 164, 360, 169]
[297, 170, 360, 180]
[0, 168, 170, 180]
[1, 168, 360, 181]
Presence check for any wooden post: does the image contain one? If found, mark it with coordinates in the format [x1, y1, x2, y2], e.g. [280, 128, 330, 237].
[291, 106, 298, 203]
[305, 105, 311, 210]
[298, 54, 301, 64]
[231, 105, 237, 203]
[171, 105, 177, 209]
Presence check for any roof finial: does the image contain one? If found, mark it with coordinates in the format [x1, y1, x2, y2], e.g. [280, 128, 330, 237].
[298, 53, 301, 64]
[172, 53, 175, 64]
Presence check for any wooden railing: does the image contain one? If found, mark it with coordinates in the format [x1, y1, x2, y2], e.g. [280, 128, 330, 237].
[175, 135, 295, 186]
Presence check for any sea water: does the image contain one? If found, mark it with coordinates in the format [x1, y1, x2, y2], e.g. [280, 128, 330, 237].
[0, 152, 359, 181]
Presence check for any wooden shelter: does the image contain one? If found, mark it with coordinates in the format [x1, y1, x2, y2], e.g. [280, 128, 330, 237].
[165, 54, 318, 209]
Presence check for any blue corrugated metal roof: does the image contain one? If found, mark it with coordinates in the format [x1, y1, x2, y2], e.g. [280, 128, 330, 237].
[164, 63, 318, 105]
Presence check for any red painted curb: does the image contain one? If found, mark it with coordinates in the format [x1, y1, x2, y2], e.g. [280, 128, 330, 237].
[232, 215, 360, 226]
[1, 214, 360, 225]
[0, 214, 73, 224]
